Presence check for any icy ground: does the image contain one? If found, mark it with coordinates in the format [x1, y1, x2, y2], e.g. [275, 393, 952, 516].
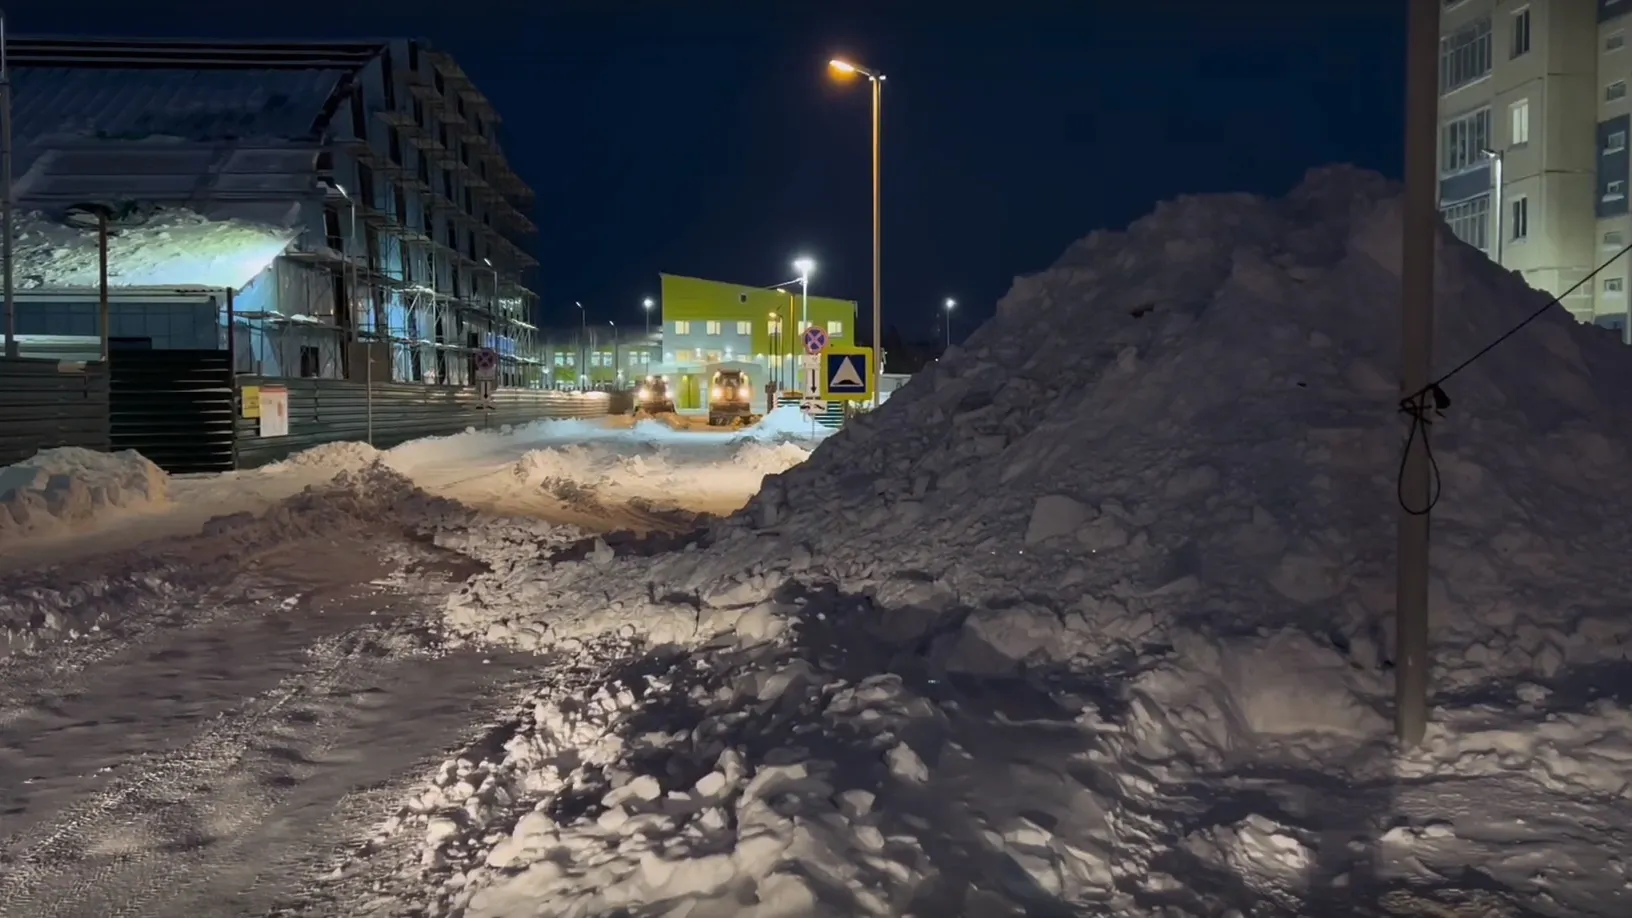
[0, 416, 822, 917]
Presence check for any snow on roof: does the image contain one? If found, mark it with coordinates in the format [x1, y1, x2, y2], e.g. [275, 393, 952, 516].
[12, 207, 297, 291]
[13, 66, 348, 150]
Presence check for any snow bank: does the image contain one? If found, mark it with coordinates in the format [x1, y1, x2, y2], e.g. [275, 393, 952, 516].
[0, 461, 582, 653]
[420, 167, 1632, 914]
[738, 405, 837, 443]
[0, 448, 169, 546]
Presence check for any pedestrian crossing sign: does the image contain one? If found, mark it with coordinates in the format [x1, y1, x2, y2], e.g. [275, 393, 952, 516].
[821, 346, 873, 401]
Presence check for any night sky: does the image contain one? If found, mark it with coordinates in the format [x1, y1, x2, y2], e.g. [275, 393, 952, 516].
[38, 3, 1406, 345]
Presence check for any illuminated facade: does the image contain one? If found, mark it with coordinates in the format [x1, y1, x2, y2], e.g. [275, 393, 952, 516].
[8, 38, 540, 383]
[1437, 0, 1632, 331]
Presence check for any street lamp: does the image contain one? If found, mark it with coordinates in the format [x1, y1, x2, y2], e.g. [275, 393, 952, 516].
[1481, 147, 1504, 268]
[828, 56, 885, 392]
[943, 298, 955, 350]
[793, 257, 815, 329]
[609, 319, 620, 385]
[575, 300, 587, 388]
[642, 296, 654, 337]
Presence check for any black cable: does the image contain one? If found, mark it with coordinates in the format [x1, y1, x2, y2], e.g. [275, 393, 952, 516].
[1395, 239, 1632, 515]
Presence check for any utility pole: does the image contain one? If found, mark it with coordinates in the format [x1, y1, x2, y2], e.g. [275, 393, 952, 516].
[2, 10, 15, 359]
[1396, 0, 1439, 748]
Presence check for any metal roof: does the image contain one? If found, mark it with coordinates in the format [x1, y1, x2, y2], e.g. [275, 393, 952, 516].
[6, 40, 378, 217]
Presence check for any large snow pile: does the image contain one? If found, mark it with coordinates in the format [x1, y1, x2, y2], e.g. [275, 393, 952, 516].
[403, 166, 1632, 915]
[0, 447, 169, 545]
[12, 207, 296, 290]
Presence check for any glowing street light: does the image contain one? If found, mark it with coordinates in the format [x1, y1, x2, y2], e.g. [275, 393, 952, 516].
[943, 298, 955, 349]
[792, 257, 815, 329]
[828, 56, 885, 394]
[642, 296, 654, 338]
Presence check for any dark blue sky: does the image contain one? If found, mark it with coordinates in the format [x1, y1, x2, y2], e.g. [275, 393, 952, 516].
[40, 3, 1407, 344]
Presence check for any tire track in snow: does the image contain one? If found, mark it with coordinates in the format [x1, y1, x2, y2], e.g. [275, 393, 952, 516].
[0, 628, 375, 917]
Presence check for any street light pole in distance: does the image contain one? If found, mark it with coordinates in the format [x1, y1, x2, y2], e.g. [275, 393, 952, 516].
[828, 57, 885, 400]
[943, 298, 955, 351]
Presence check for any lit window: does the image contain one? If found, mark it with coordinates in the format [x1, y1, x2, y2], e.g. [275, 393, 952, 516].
[705, 320, 722, 335]
[736, 321, 751, 335]
[673, 320, 691, 334]
[1510, 196, 1528, 241]
[675, 349, 693, 362]
[826, 320, 844, 336]
[1509, 99, 1529, 146]
[704, 350, 722, 362]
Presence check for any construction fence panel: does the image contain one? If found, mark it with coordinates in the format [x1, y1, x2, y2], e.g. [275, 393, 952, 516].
[0, 357, 111, 466]
[232, 378, 613, 469]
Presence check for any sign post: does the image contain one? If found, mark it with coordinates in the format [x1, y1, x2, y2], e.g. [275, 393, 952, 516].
[474, 347, 499, 429]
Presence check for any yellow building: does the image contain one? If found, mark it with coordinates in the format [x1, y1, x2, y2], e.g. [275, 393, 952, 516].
[658, 273, 858, 410]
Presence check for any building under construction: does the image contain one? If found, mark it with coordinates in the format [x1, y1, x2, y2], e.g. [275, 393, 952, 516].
[6, 37, 540, 386]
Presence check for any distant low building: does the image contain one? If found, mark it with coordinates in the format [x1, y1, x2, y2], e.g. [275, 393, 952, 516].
[537, 325, 659, 389]
[7, 37, 540, 386]
[658, 273, 857, 411]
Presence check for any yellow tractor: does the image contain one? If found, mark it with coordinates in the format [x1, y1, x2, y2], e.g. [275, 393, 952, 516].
[707, 368, 755, 427]
[633, 375, 675, 416]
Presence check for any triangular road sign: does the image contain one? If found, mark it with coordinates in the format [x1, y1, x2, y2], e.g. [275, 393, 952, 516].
[829, 356, 864, 390]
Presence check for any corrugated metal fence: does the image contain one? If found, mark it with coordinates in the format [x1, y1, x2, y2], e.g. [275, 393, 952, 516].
[0, 356, 110, 466]
[232, 377, 613, 469]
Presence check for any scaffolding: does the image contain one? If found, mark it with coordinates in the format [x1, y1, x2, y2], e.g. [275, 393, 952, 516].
[292, 43, 542, 389]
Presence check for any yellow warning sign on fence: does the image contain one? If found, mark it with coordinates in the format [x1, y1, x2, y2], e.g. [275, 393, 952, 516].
[241, 385, 261, 419]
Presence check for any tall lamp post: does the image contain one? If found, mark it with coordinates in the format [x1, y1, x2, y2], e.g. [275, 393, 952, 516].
[575, 300, 587, 389]
[829, 57, 885, 396]
[793, 257, 814, 328]
[943, 297, 955, 351]
[792, 257, 815, 396]
[642, 296, 654, 337]
[1480, 147, 1504, 269]
[609, 320, 619, 386]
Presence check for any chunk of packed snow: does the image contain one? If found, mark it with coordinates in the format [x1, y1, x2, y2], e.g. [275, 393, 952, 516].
[0, 447, 169, 545]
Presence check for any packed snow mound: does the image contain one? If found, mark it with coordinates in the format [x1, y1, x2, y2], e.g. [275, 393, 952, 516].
[11, 207, 296, 290]
[737, 405, 837, 443]
[263, 440, 382, 474]
[0, 447, 169, 545]
[713, 164, 1632, 682]
[424, 166, 1632, 917]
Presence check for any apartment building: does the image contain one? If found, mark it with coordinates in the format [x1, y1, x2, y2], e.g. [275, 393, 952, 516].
[1437, 0, 1632, 330]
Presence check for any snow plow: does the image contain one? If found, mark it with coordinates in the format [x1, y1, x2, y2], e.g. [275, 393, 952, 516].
[633, 375, 675, 416]
[707, 368, 758, 427]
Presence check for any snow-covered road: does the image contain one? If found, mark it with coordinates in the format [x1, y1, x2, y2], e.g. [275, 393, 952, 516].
[0, 413, 827, 918]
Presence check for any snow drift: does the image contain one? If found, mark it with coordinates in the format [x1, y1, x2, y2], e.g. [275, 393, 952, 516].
[412, 167, 1632, 916]
[0, 448, 170, 546]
